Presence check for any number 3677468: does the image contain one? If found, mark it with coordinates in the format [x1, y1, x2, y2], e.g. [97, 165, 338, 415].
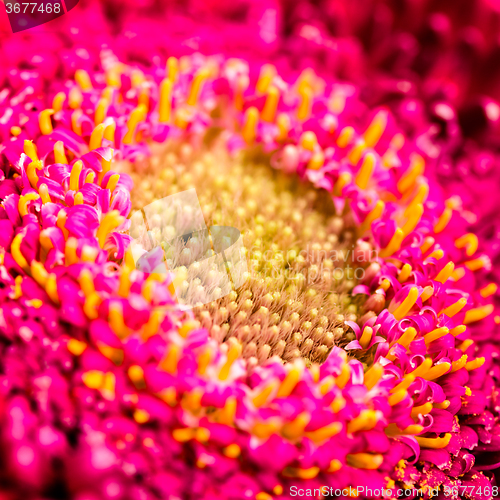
[5, 2, 61, 14]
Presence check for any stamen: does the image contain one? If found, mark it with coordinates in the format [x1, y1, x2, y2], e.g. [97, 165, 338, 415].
[409, 358, 433, 378]
[45, 273, 60, 304]
[390, 374, 415, 393]
[74, 192, 84, 205]
[442, 297, 468, 317]
[256, 493, 272, 500]
[277, 366, 301, 398]
[122, 104, 147, 145]
[65, 237, 79, 265]
[397, 154, 425, 194]
[297, 87, 312, 121]
[464, 305, 494, 324]
[218, 343, 242, 381]
[465, 357, 485, 371]
[223, 443, 240, 458]
[359, 326, 373, 349]
[404, 183, 429, 217]
[261, 86, 280, 122]
[85, 171, 95, 184]
[75, 69, 93, 91]
[69, 160, 83, 191]
[364, 362, 383, 389]
[398, 264, 412, 283]
[159, 78, 173, 123]
[133, 409, 150, 424]
[335, 363, 351, 389]
[388, 389, 407, 406]
[23, 140, 38, 161]
[458, 339, 474, 352]
[480, 283, 498, 298]
[401, 203, 423, 236]
[434, 207, 453, 234]
[360, 200, 385, 233]
[187, 69, 210, 106]
[109, 302, 128, 338]
[346, 453, 384, 470]
[423, 327, 449, 345]
[234, 74, 249, 111]
[138, 86, 149, 109]
[10, 126, 21, 136]
[83, 293, 101, 319]
[218, 397, 237, 425]
[421, 286, 434, 302]
[256, 64, 276, 94]
[420, 236, 435, 254]
[434, 400, 450, 409]
[307, 151, 324, 170]
[30, 261, 48, 287]
[283, 466, 320, 480]
[276, 113, 289, 141]
[161, 345, 180, 374]
[355, 153, 375, 190]
[434, 262, 454, 283]
[104, 122, 116, 142]
[19, 192, 40, 217]
[56, 209, 69, 239]
[349, 141, 367, 167]
[282, 412, 310, 440]
[337, 126, 354, 148]
[450, 355, 468, 373]
[197, 349, 211, 376]
[167, 56, 178, 82]
[331, 396, 346, 413]
[105, 173, 120, 193]
[95, 98, 108, 125]
[39, 109, 54, 135]
[26, 160, 42, 189]
[71, 109, 83, 135]
[364, 110, 388, 148]
[54, 141, 68, 164]
[306, 422, 342, 443]
[118, 266, 131, 297]
[38, 183, 51, 204]
[301, 131, 317, 151]
[78, 269, 95, 297]
[379, 228, 404, 258]
[464, 257, 488, 272]
[67, 339, 87, 356]
[415, 434, 451, 449]
[411, 402, 433, 418]
[450, 325, 466, 336]
[455, 233, 478, 257]
[334, 172, 352, 196]
[392, 287, 419, 321]
[96, 210, 124, 248]
[68, 87, 83, 109]
[253, 382, 277, 407]
[423, 362, 451, 381]
[425, 249, 444, 261]
[142, 310, 163, 340]
[386, 424, 423, 436]
[242, 107, 259, 144]
[89, 124, 105, 150]
[347, 410, 377, 433]
[52, 92, 66, 112]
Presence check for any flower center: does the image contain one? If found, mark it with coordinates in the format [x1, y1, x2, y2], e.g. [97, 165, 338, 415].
[128, 137, 367, 365]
